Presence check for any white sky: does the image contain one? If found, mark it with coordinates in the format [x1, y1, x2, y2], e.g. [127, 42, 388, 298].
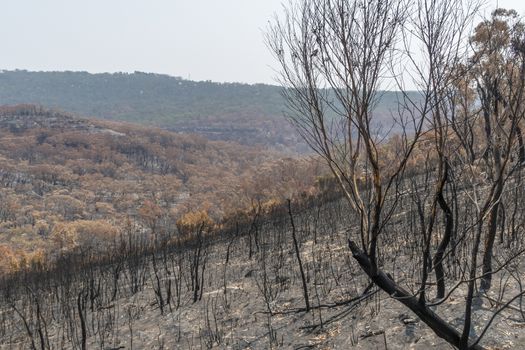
[0, 0, 524, 85]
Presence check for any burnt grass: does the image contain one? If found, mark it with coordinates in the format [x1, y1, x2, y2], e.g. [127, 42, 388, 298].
[1, 190, 525, 349]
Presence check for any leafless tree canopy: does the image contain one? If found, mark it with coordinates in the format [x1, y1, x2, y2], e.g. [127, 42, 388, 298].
[268, 0, 525, 348]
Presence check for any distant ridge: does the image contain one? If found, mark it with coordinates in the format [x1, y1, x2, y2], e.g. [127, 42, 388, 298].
[0, 70, 418, 152]
[0, 70, 285, 124]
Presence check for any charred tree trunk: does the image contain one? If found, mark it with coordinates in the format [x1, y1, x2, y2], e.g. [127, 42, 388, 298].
[481, 151, 504, 291]
[516, 126, 525, 164]
[77, 289, 88, 350]
[288, 199, 310, 312]
[481, 197, 501, 291]
[433, 162, 453, 299]
[349, 241, 484, 350]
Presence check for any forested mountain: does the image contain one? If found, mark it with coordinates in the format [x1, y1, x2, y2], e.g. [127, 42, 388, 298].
[0, 105, 324, 271]
[0, 70, 415, 153]
[0, 70, 302, 151]
[0, 70, 284, 123]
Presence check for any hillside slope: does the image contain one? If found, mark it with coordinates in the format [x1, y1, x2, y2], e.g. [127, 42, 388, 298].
[0, 192, 520, 349]
[0, 70, 417, 153]
[0, 70, 304, 152]
[0, 105, 323, 267]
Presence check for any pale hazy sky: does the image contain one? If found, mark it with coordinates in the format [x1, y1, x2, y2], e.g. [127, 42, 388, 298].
[0, 0, 524, 85]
